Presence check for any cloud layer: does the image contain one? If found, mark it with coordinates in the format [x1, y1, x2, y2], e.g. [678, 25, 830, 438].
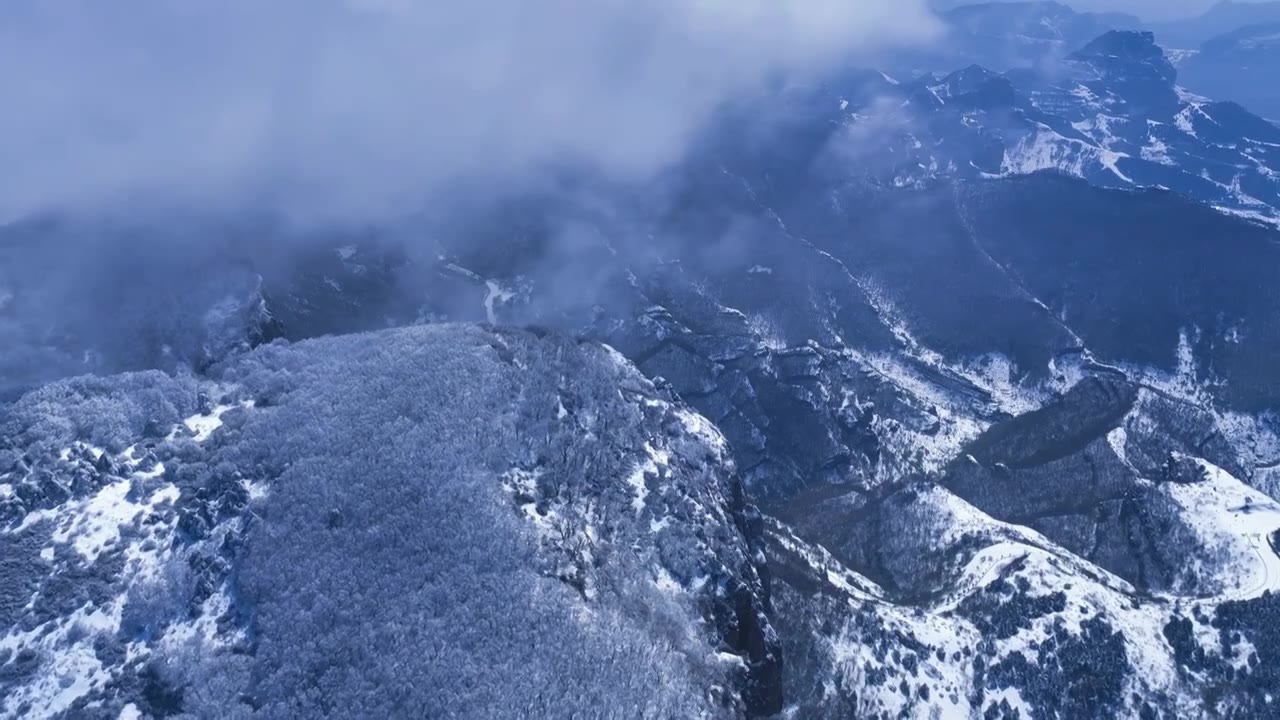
[0, 0, 937, 223]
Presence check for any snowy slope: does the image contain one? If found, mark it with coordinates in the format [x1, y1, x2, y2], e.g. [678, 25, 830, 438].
[770, 469, 1280, 719]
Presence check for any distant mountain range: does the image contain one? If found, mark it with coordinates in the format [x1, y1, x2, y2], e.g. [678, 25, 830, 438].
[907, 2, 1280, 121]
[805, 30, 1280, 226]
[1149, 0, 1280, 47]
[1179, 21, 1280, 119]
[891, 1, 1142, 75]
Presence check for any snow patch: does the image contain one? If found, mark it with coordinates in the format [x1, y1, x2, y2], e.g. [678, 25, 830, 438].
[1141, 134, 1176, 166]
[1159, 459, 1280, 601]
[1002, 124, 1132, 183]
[46, 479, 177, 564]
[175, 400, 254, 443]
[1107, 427, 1129, 466]
[483, 280, 515, 324]
[625, 443, 670, 514]
[0, 602, 123, 718]
[675, 409, 728, 458]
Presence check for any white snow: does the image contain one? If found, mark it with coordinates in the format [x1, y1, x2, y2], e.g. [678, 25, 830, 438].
[1159, 459, 1280, 601]
[483, 280, 515, 324]
[1001, 123, 1133, 183]
[1070, 84, 1103, 110]
[1098, 148, 1134, 183]
[654, 566, 684, 596]
[160, 587, 243, 653]
[625, 443, 670, 514]
[1174, 102, 1214, 138]
[956, 353, 1046, 416]
[502, 468, 549, 530]
[774, 470, 1255, 718]
[984, 688, 1035, 719]
[245, 479, 271, 502]
[175, 400, 254, 443]
[7, 444, 182, 563]
[714, 651, 749, 669]
[768, 519, 886, 601]
[45, 479, 176, 564]
[441, 262, 483, 282]
[599, 343, 632, 370]
[1071, 113, 1126, 156]
[844, 347, 989, 476]
[184, 411, 225, 442]
[854, 275, 945, 365]
[919, 488, 1197, 707]
[1107, 427, 1129, 466]
[1176, 86, 1210, 104]
[0, 603, 123, 719]
[1213, 205, 1280, 228]
[675, 409, 728, 457]
[1141, 134, 1176, 166]
[0, 389, 269, 718]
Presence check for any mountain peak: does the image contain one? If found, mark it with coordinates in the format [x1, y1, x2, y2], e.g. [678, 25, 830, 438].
[1075, 30, 1163, 63]
[936, 65, 1019, 107]
[1070, 30, 1178, 88]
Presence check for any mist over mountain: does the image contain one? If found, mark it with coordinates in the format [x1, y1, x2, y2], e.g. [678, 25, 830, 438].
[930, 0, 1274, 23]
[1149, 1, 1280, 44]
[4, 2, 1280, 719]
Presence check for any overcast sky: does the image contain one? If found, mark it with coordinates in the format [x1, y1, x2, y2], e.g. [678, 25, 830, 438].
[0, 0, 938, 225]
[1071, 0, 1223, 19]
[931, 0, 1265, 20]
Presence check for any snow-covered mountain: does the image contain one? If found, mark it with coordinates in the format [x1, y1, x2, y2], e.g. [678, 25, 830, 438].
[899, 1, 1140, 75]
[825, 31, 1280, 226]
[5, 18, 1280, 720]
[909, 1, 1280, 127]
[1, 325, 781, 717]
[7, 270, 1280, 717]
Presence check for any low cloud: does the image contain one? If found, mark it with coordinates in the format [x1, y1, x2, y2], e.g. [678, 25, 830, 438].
[1067, 0, 1218, 20]
[0, 0, 938, 223]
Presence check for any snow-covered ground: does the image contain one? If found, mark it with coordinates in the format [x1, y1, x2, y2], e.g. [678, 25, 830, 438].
[169, 400, 254, 443]
[778, 464, 1280, 719]
[1158, 459, 1280, 601]
[0, 398, 264, 719]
